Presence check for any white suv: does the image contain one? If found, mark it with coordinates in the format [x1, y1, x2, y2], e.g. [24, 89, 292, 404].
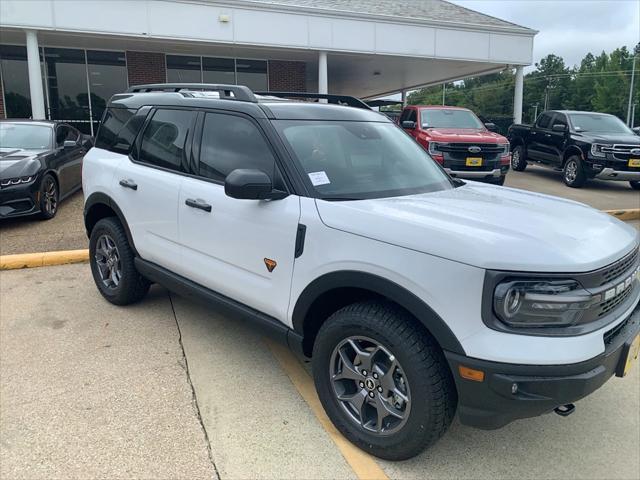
[83, 84, 640, 460]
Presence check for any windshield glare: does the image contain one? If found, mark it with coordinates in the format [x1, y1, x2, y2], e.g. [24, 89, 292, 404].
[276, 120, 453, 200]
[421, 109, 484, 129]
[568, 114, 632, 134]
[0, 123, 52, 150]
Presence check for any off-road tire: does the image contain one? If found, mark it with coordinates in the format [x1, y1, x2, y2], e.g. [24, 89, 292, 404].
[312, 301, 457, 460]
[89, 217, 150, 305]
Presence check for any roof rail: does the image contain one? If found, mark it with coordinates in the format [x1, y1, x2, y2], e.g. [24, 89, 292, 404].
[255, 91, 371, 110]
[126, 83, 258, 103]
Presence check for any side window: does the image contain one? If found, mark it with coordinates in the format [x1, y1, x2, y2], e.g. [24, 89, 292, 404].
[407, 109, 417, 123]
[55, 125, 70, 147]
[536, 113, 553, 129]
[399, 109, 411, 124]
[138, 109, 195, 172]
[198, 113, 281, 186]
[95, 108, 136, 152]
[552, 113, 568, 128]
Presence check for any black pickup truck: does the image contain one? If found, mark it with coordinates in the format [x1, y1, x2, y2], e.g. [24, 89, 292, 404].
[508, 110, 640, 189]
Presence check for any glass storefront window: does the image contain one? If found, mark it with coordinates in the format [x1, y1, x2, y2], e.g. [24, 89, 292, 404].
[0, 45, 33, 118]
[203, 57, 235, 84]
[235, 59, 268, 91]
[167, 55, 202, 83]
[86, 50, 128, 133]
[44, 48, 90, 132]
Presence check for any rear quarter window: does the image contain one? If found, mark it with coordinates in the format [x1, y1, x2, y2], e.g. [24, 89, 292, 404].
[95, 108, 144, 155]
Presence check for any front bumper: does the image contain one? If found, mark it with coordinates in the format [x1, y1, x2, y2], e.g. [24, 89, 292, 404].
[444, 168, 503, 179]
[0, 180, 41, 219]
[594, 168, 640, 181]
[446, 303, 640, 430]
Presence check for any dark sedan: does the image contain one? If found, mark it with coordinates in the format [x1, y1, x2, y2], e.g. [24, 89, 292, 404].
[0, 120, 91, 220]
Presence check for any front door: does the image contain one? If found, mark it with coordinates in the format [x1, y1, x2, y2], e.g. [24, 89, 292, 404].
[528, 112, 555, 162]
[54, 124, 85, 195]
[178, 111, 300, 322]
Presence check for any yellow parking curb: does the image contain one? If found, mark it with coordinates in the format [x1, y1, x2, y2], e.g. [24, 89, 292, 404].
[0, 249, 89, 270]
[605, 209, 640, 221]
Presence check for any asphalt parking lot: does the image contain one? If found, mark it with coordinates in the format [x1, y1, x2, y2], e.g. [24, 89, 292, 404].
[0, 167, 638, 255]
[1, 264, 638, 480]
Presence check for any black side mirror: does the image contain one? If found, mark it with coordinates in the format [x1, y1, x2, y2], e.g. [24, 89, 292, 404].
[484, 122, 497, 132]
[401, 120, 416, 129]
[552, 124, 567, 132]
[63, 140, 77, 148]
[224, 169, 287, 200]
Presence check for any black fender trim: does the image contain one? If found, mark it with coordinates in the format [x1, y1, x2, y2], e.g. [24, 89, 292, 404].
[83, 192, 138, 256]
[291, 270, 465, 355]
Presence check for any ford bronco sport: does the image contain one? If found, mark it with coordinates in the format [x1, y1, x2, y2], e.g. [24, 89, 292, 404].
[83, 84, 640, 461]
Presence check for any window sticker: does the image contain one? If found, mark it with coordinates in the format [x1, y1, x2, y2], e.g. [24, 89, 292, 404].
[308, 171, 331, 186]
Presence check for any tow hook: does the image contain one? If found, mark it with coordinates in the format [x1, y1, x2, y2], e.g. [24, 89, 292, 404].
[554, 404, 576, 417]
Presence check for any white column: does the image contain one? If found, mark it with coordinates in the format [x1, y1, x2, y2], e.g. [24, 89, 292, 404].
[513, 66, 524, 125]
[318, 51, 328, 102]
[25, 30, 45, 120]
[401, 89, 407, 106]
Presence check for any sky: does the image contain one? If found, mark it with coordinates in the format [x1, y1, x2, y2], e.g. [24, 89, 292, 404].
[451, 0, 640, 70]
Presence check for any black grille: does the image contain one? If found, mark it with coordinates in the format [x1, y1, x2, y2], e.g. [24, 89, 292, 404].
[598, 284, 634, 317]
[601, 144, 640, 161]
[600, 249, 638, 286]
[603, 317, 629, 345]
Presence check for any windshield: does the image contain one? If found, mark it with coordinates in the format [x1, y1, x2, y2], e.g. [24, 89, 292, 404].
[420, 109, 484, 129]
[568, 114, 633, 134]
[0, 123, 52, 150]
[275, 120, 453, 200]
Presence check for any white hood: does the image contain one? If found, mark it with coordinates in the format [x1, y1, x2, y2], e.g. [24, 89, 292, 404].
[315, 182, 639, 272]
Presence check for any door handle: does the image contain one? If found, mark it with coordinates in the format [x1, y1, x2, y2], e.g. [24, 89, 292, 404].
[185, 198, 212, 212]
[119, 179, 137, 190]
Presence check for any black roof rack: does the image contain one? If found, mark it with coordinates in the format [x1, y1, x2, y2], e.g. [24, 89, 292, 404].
[126, 83, 258, 103]
[255, 91, 371, 110]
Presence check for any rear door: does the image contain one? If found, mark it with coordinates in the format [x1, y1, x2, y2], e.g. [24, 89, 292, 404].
[527, 112, 555, 161]
[112, 108, 196, 273]
[177, 111, 300, 321]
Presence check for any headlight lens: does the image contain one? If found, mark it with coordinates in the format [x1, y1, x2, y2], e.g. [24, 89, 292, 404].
[428, 142, 445, 155]
[590, 143, 607, 157]
[0, 176, 35, 187]
[499, 143, 510, 155]
[493, 279, 598, 327]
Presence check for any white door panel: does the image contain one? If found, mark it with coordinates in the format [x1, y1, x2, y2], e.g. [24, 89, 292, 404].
[112, 160, 183, 272]
[178, 176, 300, 321]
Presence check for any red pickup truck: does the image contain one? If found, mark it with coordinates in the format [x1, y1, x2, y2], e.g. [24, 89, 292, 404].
[399, 105, 511, 185]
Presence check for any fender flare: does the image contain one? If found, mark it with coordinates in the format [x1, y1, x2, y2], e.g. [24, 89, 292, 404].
[562, 145, 584, 164]
[84, 192, 138, 256]
[291, 270, 465, 355]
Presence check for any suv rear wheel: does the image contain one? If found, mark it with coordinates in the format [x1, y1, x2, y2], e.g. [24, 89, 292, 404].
[312, 301, 456, 460]
[89, 217, 150, 305]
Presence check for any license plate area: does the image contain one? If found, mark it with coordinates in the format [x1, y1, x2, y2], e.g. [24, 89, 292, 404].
[466, 157, 483, 167]
[628, 158, 640, 167]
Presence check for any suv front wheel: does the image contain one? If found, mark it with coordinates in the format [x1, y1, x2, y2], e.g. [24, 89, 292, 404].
[312, 301, 457, 460]
[89, 217, 150, 305]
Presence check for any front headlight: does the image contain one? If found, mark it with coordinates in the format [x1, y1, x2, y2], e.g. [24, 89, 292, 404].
[0, 176, 35, 187]
[499, 143, 510, 155]
[590, 143, 607, 157]
[493, 279, 599, 327]
[428, 142, 445, 155]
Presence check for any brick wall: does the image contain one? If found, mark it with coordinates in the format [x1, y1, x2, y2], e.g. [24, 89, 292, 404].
[126, 51, 166, 87]
[268, 60, 306, 92]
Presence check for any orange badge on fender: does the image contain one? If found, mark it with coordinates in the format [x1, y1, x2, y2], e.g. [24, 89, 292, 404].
[264, 258, 277, 273]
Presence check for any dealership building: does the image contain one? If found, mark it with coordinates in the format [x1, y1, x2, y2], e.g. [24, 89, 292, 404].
[0, 0, 535, 135]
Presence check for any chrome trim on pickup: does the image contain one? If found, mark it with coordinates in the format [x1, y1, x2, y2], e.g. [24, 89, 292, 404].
[595, 168, 640, 181]
[445, 168, 502, 178]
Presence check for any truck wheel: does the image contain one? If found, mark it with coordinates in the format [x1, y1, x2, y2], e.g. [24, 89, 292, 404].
[312, 301, 456, 460]
[511, 146, 527, 171]
[89, 217, 150, 305]
[630, 181, 640, 190]
[563, 156, 587, 188]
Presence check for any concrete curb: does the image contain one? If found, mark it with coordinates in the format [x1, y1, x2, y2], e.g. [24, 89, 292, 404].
[0, 249, 89, 270]
[0, 208, 638, 271]
[604, 209, 640, 221]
